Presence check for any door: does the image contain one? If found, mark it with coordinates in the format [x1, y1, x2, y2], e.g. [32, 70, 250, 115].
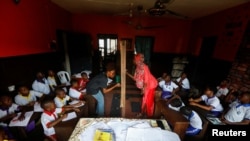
[135, 36, 155, 67]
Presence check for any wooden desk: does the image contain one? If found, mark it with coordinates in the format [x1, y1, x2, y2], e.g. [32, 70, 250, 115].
[54, 104, 88, 141]
[68, 118, 180, 141]
[9, 111, 42, 140]
[153, 100, 189, 141]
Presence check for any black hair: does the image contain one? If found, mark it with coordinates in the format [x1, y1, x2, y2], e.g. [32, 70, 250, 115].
[54, 87, 65, 95]
[169, 98, 182, 108]
[40, 97, 54, 109]
[70, 78, 78, 85]
[241, 91, 250, 98]
[0, 94, 11, 100]
[180, 106, 192, 117]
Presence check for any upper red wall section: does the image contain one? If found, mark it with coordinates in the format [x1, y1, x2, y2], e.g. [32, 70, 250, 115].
[0, 0, 71, 57]
[71, 14, 192, 54]
[189, 2, 250, 61]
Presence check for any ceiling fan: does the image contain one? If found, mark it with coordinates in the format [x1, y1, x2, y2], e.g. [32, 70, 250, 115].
[148, 0, 189, 19]
[122, 5, 166, 30]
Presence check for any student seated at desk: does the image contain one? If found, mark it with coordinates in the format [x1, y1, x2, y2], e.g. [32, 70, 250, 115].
[69, 79, 85, 100]
[158, 74, 179, 100]
[14, 84, 45, 107]
[180, 106, 203, 136]
[0, 94, 30, 140]
[77, 72, 89, 92]
[32, 71, 51, 95]
[40, 97, 80, 141]
[220, 91, 250, 125]
[189, 85, 224, 117]
[54, 88, 84, 108]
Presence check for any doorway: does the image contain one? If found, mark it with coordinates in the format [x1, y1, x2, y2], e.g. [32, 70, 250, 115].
[97, 34, 118, 71]
[135, 36, 155, 67]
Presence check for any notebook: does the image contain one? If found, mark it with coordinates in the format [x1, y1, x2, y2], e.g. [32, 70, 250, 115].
[9, 111, 34, 127]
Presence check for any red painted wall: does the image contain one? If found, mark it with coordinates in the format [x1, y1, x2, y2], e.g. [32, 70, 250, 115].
[0, 0, 71, 57]
[71, 14, 192, 54]
[189, 2, 250, 61]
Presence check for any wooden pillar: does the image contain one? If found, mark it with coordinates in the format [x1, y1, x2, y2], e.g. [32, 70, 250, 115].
[120, 41, 126, 117]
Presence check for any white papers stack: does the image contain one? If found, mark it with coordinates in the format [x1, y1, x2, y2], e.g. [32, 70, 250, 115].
[126, 127, 180, 141]
[9, 111, 34, 127]
[34, 102, 43, 112]
[62, 112, 77, 122]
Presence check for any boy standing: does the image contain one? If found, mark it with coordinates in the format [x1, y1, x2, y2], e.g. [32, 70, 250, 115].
[86, 63, 120, 117]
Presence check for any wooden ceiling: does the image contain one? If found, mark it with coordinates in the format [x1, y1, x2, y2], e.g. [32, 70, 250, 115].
[51, 0, 250, 19]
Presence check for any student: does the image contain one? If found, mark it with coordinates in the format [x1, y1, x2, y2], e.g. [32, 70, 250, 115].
[77, 72, 89, 92]
[215, 79, 230, 100]
[220, 91, 250, 125]
[221, 90, 240, 109]
[69, 79, 85, 100]
[69, 79, 97, 117]
[157, 72, 168, 82]
[40, 97, 80, 141]
[0, 94, 26, 140]
[47, 70, 58, 92]
[180, 106, 203, 136]
[15, 85, 45, 107]
[158, 74, 179, 100]
[189, 85, 224, 117]
[174, 72, 190, 99]
[54, 88, 84, 108]
[32, 71, 51, 95]
[86, 63, 120, 117]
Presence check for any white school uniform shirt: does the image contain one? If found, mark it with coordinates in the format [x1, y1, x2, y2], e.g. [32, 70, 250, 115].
[184, 110, 203, 129]
[201, 95, 223, 112]
[41, 108, 63, 136]
[158, 80, 178, 92]
[0, 103, 19, 126]
[54, 95, 70, 108]
[47, 76, 57, 91]
[14, 90, 43, 106]
[224, 101, 250, 122]
[32, 78, 51, 95]
[176, 77, 190, 89]
[69, 88, 82, 99]
[215, 86, 229, 97]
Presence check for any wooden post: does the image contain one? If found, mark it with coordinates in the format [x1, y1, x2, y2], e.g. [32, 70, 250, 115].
[120, 40, 126, 117]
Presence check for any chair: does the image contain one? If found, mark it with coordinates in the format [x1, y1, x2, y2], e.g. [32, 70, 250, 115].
[57, 71, 71, 85]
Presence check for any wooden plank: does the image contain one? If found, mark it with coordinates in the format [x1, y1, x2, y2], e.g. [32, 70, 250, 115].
[120, 40, 126, 117]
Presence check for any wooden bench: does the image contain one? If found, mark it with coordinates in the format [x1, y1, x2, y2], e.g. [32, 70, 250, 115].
[153, 100, 189, 141]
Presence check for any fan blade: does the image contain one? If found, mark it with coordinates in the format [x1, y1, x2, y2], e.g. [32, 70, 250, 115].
[165, 9, 189, 19]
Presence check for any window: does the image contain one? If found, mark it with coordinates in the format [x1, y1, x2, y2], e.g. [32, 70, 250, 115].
[98, 34, 118, 58]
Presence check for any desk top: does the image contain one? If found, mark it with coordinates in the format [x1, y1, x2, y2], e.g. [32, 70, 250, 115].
[69, 118, 179, 141]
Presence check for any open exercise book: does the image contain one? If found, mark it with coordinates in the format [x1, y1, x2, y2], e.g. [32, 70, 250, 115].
[62, 112, 77, 122]
[9, 111, 34, 127]
[69, 100, 85, 107]
[206, 117, 225, 125]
